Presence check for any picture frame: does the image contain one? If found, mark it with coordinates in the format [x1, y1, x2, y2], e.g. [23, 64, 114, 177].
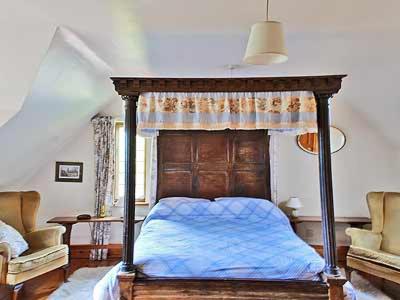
[55, 161, 83, 183]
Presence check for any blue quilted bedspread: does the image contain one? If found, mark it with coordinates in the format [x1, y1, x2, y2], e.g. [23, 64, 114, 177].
[134, 198, 325, 280]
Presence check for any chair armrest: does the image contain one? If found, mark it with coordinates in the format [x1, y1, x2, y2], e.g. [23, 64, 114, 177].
[24, 226, 66, 250]
[0, 242, 11, 284]
[0, 242, 11, 262]
[345, 227, 382, 250]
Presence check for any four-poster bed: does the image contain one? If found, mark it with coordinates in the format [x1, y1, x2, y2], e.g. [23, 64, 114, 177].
[111, 75, 347, 300]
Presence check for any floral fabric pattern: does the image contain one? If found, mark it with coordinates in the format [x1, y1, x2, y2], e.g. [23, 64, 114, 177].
[269, 135, 278, 206]
[90, 116, 115, 260]
[138, 92, 317, 132]
[148, 137, 158, 208]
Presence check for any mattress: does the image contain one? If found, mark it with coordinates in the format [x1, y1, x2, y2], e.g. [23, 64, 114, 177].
[93, 198, 325, 300]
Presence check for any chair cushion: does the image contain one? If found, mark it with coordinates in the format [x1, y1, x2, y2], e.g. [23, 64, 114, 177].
[0, 220, 28, 258]
[348, 246, 400, 270]
[8, 245, 68, 274]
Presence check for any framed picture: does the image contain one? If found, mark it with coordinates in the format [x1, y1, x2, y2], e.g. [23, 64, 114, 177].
[55, 162, 83, 183]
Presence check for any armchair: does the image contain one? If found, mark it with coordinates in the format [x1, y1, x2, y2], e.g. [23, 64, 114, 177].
[346, 192, 400, 284]
[0, 191, 68, 300]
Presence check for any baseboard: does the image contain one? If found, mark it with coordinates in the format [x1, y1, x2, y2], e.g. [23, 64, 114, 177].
[311, 244, 349, 265]
[69, 244, 122, 273]
[70, 244, 346, 263]
[70, 243, 122, 259]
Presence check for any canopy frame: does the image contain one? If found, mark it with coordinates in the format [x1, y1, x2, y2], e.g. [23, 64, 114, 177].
[111, 75, 347, 279]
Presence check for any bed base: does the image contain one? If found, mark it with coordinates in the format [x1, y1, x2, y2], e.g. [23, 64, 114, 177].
[118, 272, 346, 300]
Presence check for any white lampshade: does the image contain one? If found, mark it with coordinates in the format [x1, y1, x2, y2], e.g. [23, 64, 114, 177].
[286, 197, 302, 209]
[243, 21, 288, 65]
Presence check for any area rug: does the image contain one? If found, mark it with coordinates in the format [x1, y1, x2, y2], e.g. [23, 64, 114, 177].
[344, 270, 394, 300]
[49, 266, 394, 300]
[48, 266, 113, 300]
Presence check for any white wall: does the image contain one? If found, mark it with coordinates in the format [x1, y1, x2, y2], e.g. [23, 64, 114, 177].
[19, 100, 400, 246]
[23, 119, 148, 244]
[24, 123, 98, 243]
[276, 100, 400, 245]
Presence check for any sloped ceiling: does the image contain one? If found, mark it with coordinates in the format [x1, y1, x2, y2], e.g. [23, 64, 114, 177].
[1, 0, 400, 186]
[0, 27, 114, 187]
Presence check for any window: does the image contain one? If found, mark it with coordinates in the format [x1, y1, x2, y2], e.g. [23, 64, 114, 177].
[115, 122, 147, 203]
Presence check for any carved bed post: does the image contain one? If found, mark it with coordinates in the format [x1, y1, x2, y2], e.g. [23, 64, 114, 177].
[315, 93, 345, 300]
[121, 94, 138, 273]
[314, 93, 340, 276]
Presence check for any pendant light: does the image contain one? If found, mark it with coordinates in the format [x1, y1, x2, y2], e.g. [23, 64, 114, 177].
[243, 0, 288, 65]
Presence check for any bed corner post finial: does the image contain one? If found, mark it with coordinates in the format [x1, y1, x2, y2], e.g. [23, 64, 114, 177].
[121, 94, 139, 273]
[314, 92, 340, 277]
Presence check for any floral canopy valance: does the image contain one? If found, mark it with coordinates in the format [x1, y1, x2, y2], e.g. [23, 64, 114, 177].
[138, 91, 317, 135]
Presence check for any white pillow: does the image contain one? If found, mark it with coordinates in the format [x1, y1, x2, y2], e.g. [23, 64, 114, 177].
[158, 197, 211, 203]
[0, 220, 29, 258]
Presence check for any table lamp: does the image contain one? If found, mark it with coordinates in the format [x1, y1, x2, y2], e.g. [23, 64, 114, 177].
[286, 197, 302, 217]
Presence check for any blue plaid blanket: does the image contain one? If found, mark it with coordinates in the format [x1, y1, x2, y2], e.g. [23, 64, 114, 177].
[134, 198, 325, 280]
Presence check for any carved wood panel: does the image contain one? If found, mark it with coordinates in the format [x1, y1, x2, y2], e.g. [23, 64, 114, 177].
[157, 130, 271, 201]
[131, 278, 329, 300]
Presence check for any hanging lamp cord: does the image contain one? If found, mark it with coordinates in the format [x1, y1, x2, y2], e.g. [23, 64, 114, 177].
[266, 0, 270, 21]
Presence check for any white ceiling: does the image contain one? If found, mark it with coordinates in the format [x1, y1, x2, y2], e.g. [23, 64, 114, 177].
[1, 0, 400, 185]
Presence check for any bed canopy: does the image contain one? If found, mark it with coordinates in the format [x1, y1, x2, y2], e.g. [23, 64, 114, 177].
[136, 90, 317, 135]
[111, 75, 347, 299]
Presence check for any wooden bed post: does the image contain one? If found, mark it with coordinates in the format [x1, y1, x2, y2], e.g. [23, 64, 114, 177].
[121, 95, 138, 273]
[315, 93, 345, 300]
[315, 93, 339, 276]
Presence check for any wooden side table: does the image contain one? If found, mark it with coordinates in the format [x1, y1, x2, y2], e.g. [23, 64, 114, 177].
[47, 216, 145, 266]
[289, 216, 371, 233]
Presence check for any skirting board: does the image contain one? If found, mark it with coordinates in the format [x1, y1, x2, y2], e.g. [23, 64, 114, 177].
[70, 244, 122, 259]
[312, 245, 349, 266]
[69, 244, 122, 273]
[70, 244, 348, 265]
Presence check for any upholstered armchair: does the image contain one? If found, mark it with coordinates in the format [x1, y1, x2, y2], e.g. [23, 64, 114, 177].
[346, 192, 400, 284]
[0, 191, 68, 299]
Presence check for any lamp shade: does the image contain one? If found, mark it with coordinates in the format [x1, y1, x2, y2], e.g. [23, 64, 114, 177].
[243, 21, 288, 65]
[286, 197, 302, 209]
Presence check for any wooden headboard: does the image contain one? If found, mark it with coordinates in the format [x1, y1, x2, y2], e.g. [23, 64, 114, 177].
[157, 130, 271, 201]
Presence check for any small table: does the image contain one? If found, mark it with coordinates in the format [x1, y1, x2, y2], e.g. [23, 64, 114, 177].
[290, 216, 371, 233]
[47, 216, 145, 263]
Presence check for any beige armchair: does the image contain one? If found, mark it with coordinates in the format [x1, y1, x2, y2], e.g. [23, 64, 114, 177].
[0, 191, 68, 300]
[346, 192, 400, 284]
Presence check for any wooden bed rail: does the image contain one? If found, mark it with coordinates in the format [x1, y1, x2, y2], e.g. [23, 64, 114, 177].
[118, 274, 347, 300]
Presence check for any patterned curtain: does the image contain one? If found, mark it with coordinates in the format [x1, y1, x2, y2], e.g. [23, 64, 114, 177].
[148, 137, 158, 207]
[269, 135, 279, 206]
[138, 91, 317, 134]
[90, 116, 115, 260]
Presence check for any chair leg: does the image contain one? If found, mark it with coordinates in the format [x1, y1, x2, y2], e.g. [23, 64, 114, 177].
[62, 265, 69, 282]
[345, 267, 353, 282]
[10, 283, 23, 300]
